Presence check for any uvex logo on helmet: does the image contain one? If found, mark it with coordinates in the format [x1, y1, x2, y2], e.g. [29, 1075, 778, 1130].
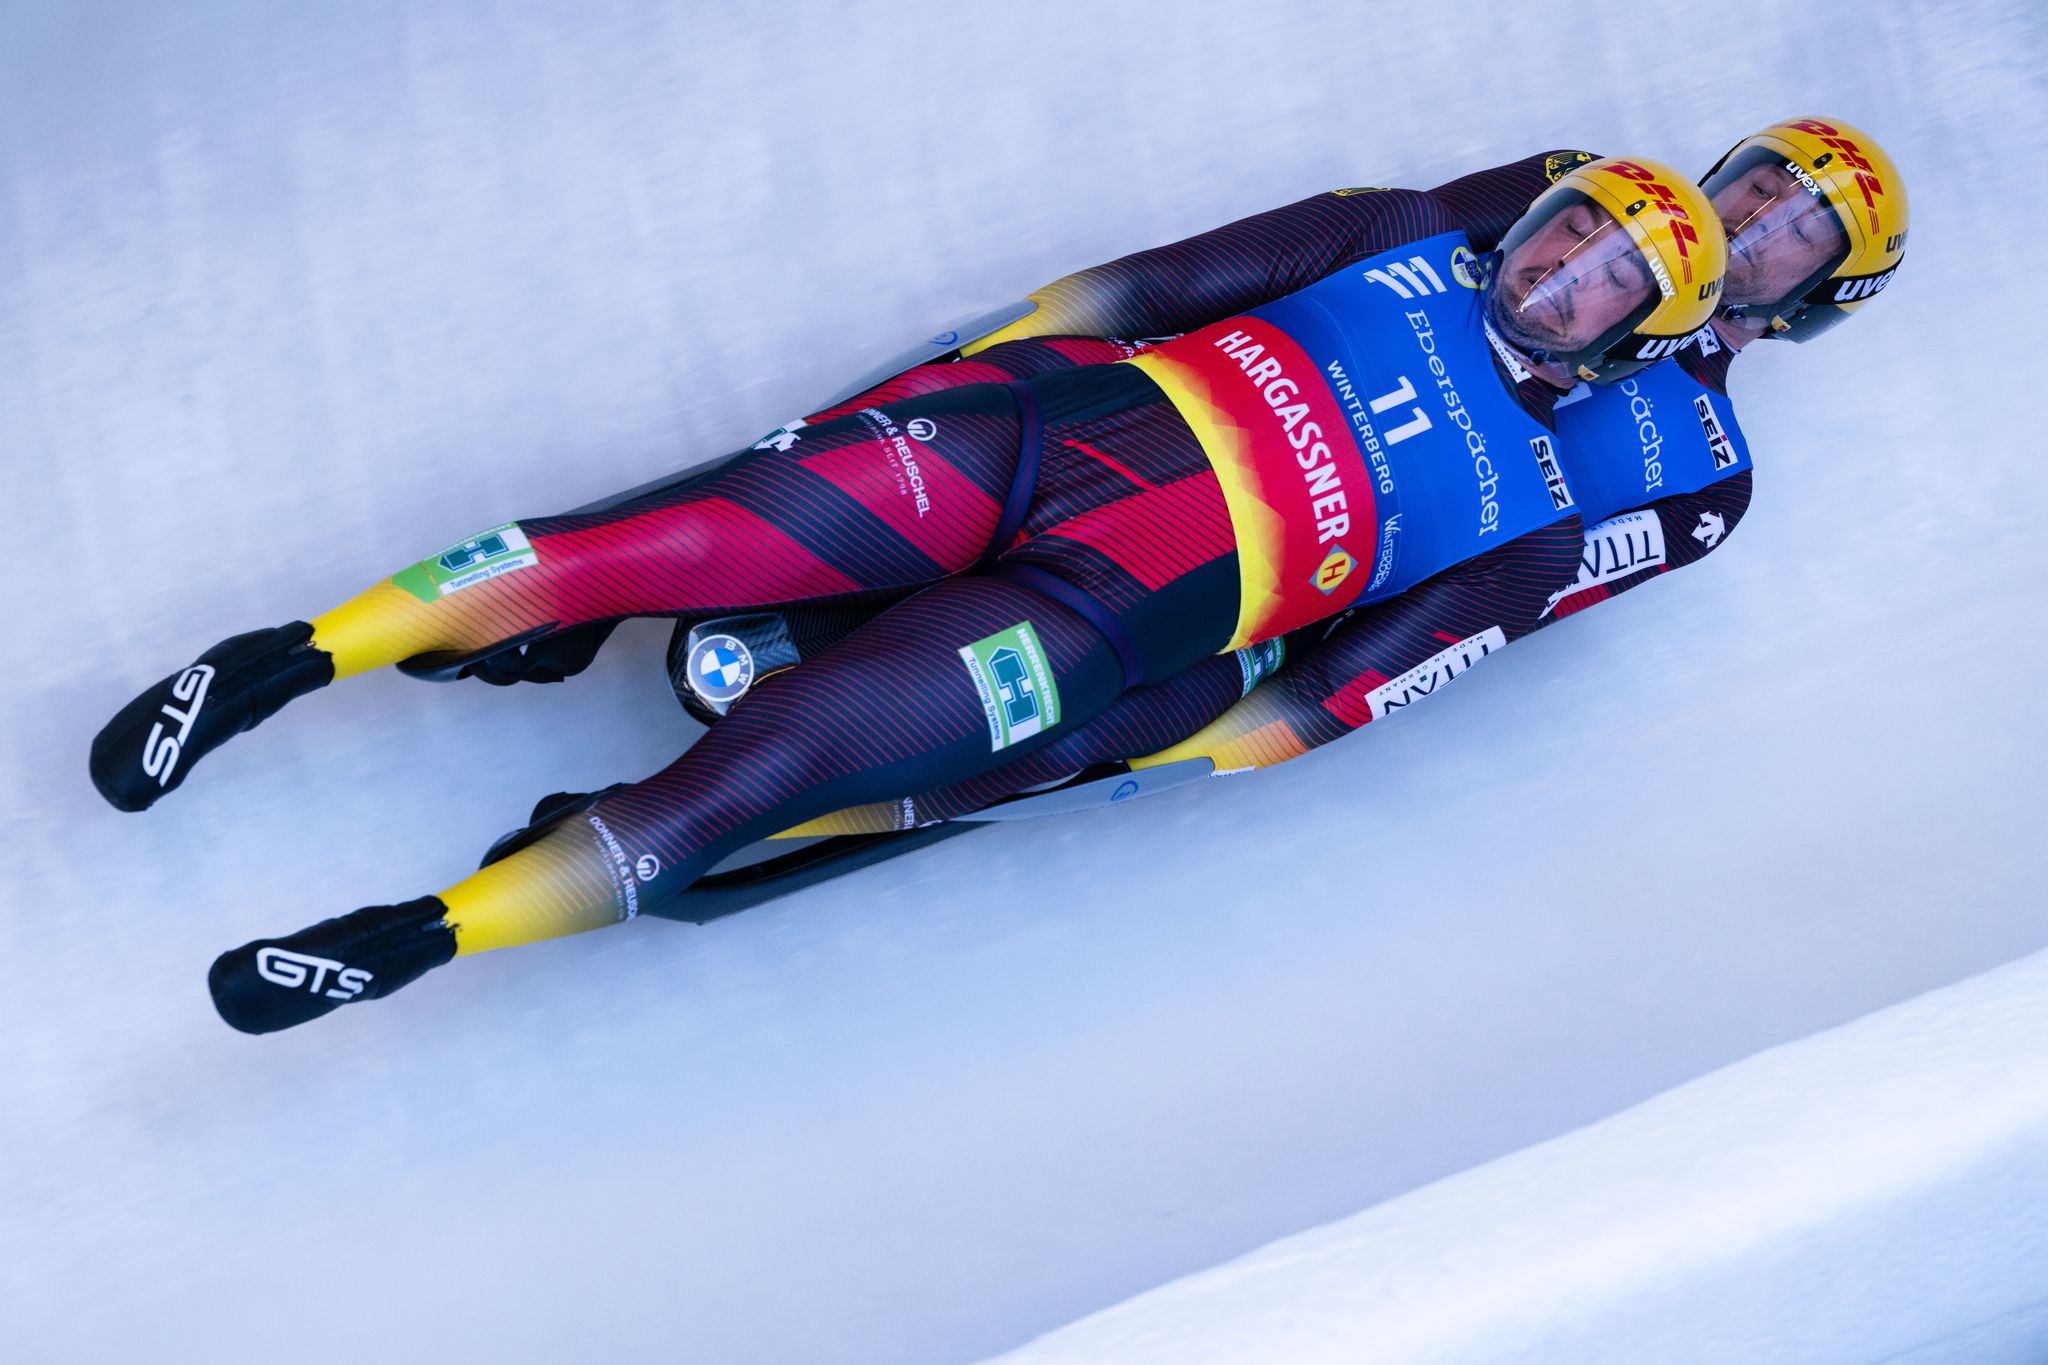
[1784, 118, 1887, 233]
[1597, 160, 1701, 286]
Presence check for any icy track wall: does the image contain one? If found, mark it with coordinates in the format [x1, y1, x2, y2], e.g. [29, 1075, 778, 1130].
[988, 948, 2048, 1365]
[6, 2, 2047, 1364]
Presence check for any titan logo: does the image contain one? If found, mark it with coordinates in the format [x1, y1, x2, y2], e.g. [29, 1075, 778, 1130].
[139, 664, 215, 787]
[255, 947, 373, 1001]
[1313, 546, 1356, 595]
[1363, 626, 1508, 721]
[1541, 511, 1668, 617]
[1599, 160, 1701, 286]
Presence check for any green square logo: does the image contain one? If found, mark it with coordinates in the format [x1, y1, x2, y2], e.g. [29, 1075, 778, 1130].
[958, 621, 1062, 752]
[392, 522, 539, 603]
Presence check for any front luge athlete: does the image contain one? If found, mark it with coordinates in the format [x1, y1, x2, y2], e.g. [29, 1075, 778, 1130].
[90, 157, 1727, 1033]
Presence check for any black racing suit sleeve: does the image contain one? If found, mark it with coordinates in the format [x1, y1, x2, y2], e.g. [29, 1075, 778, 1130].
[1536, 341, 1751, 624]
[1140, 459, 1748, 778]
[1428, 149, 1600, 251]
[1129, 518, 1586, 773]
[965, 187, 1460, 351]
[1537, 469, 1753, 627]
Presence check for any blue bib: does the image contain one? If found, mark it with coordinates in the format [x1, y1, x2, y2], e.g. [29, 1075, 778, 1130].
[1246, 230, 1575, 600]
[1552, 341, 1752, 526]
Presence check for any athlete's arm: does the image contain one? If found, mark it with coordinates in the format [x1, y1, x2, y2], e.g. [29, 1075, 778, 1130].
[1534, 469, 1753, 626]
[1131, 519, 1586, 774]
[965, 187, 1459, 352]
[1429, 149, 1599, 252]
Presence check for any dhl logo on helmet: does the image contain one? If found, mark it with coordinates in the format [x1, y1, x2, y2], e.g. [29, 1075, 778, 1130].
[1783, 118, 1887, 234]
[1596, 160, 1702, 288]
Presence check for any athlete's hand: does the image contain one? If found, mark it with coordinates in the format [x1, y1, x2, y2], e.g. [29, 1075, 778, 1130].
[89, 622, 334, 812]
[209, 897, 456, 1034]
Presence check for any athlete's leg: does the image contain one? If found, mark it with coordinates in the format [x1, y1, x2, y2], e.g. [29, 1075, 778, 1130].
[91, 381, 1031, 811]
[207, 574, 1143, 1032]
[470, 339, 1156, 691]
[784, 650, 1254, 834]
[802, 336, 1147, 424]
[790, 362, 1250, 831]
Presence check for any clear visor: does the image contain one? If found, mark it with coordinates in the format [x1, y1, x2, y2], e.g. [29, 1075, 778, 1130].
[1703, 145, 1851, 315]
[1487, 190, 1661, 365]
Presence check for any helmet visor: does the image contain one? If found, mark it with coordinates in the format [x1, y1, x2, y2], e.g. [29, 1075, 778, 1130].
[1703, 145, 1852, 322]
[1487, 190, 1661, 370]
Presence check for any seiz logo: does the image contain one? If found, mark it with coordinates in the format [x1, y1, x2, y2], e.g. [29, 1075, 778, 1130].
[1598, 160, 1700, 286]
[1363, 255, 1450, 299]
[1529, 436, 1574, 511]
[255, 946, 373, 1001]
[140, 664, 215, 787]
[1694, 394, 1738, 470]
[1784, 118, 1887, 233]
[1363, 626, 1507, 721]
[1833, 267, 1897, 303]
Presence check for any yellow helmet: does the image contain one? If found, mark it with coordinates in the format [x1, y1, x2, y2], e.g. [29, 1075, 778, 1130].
[1484, 155, 1728, 384]
[1702, 116, 1908, 341]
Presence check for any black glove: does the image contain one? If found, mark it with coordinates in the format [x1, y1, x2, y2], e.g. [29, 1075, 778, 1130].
[210, 896, 457, 1035]
[90, 621, 334, 812]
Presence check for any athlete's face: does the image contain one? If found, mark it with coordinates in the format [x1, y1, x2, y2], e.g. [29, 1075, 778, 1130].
[1491, 199, 1656, 360]
[1712, 160, 1848, 309]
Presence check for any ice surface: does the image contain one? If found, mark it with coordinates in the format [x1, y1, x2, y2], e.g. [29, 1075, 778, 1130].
[987, 946, 2048, 1365]
[4, 2, 2044, 1362]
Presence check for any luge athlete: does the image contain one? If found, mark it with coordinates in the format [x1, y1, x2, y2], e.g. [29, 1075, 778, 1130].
[91, 156, 1726, 1033]
[800, 117, 1906, 828]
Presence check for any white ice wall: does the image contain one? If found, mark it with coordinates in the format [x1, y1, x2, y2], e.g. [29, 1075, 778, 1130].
[989, 948, 2048, 1365]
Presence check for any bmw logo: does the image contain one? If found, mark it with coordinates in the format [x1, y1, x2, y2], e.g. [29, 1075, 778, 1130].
[688, 633, 757, 706]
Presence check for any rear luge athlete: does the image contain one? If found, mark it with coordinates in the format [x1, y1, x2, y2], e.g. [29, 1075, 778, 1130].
[90, 157, 1727, 1033]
